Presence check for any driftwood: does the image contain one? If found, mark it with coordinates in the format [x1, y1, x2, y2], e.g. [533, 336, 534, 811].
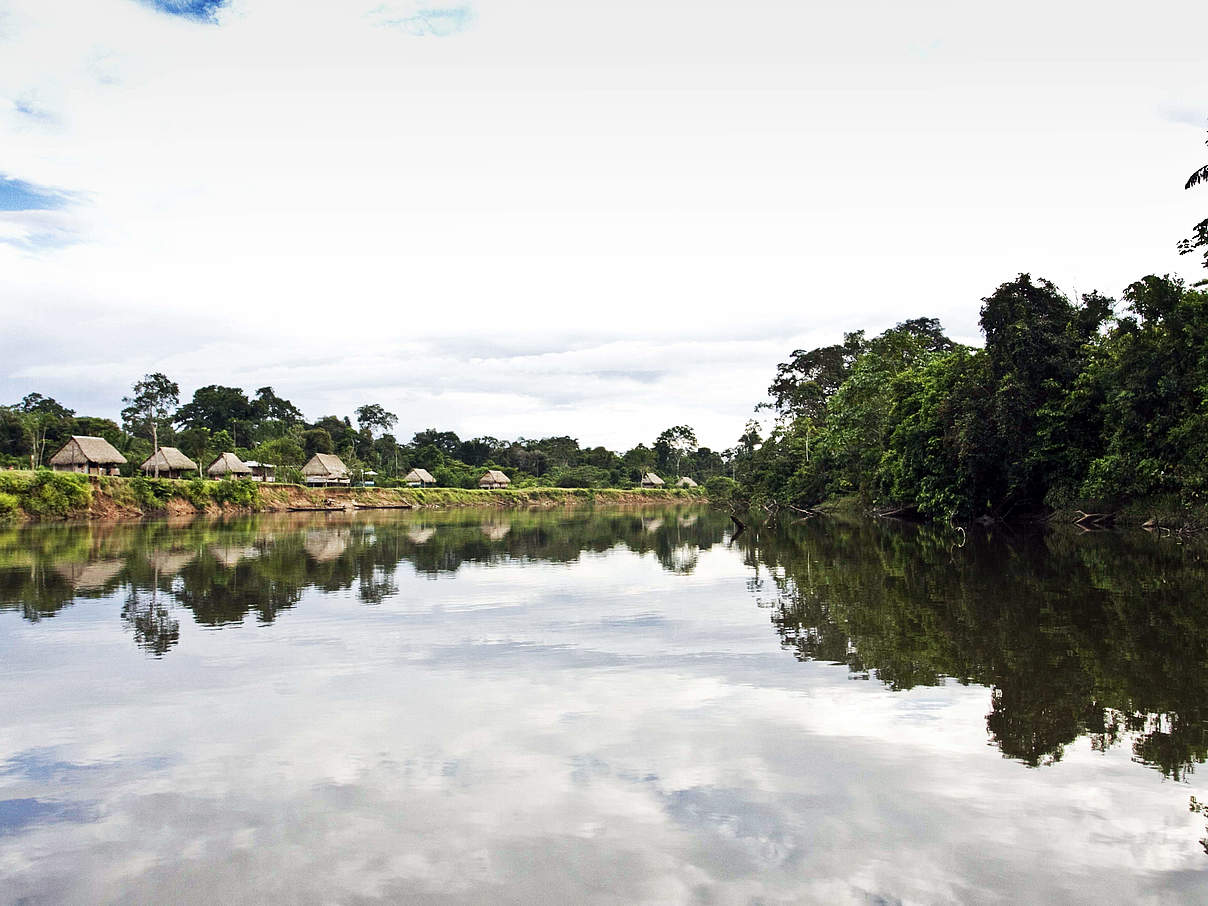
[1074, 510, 1116, 527]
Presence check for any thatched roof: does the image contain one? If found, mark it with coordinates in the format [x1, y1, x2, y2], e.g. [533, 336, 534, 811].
[49, 436, 127, 466]
[479, 469, 510, 486]
[302, 453, 349, 478]
[207, 452, 252, 477]
[141, 447, 199, 473]
[676, 476, 698, 488]
[641, 472, 664, 486]
[404, 468, 435, 484]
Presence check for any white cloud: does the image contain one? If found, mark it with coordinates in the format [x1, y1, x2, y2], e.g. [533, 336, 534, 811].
[0, 0, 1206, 448]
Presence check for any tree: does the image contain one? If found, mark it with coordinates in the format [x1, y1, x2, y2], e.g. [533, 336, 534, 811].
[979, 275, 1110, 515]
[176, 385, 256, 439]
[301, 428, 334, 457]
[17, 393, 75, 468]
[412, 429, 461, 457]
[121, 373, 179, 477]
[654, 425, 698, 477]
[355, 403, 398, 437]
[253, 386, 303, 425]
[763, 332, 866, 420]
[1179, 127, 1208, 286]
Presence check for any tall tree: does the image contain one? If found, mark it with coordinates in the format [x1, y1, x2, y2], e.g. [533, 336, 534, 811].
[176, 385, 256, 439]
[654, 425, 698, 477]
[355, 403, 398, 437]
[1180, 127, 1208, 286]
[121, 373, 179, 477]
[17, 393, 74, 468]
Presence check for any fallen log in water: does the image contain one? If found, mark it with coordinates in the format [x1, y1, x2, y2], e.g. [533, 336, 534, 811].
[1074, 510, 1116, 526]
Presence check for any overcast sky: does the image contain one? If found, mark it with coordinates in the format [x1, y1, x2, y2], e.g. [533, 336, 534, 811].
[1, 0, 1205, 450]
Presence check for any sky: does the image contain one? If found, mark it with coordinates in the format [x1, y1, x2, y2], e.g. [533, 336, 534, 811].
[0, 0, 1205, 451]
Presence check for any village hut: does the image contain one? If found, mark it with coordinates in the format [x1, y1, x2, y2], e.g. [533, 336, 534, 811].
[207, 452, 252, 479]
[640, 472, 665, 488]
[676, 476, 698, 488]
[140, 447, 199, 480]
[301, 453, 350, 486]
[403, 468, 436, 488]
[243, 460, 277, 482]
[478, 469, 511, 490]
[48, 436, 127, 476]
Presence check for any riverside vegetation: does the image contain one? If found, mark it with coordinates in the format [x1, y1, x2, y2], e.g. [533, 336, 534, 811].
[0, 469, 702, 522]
[726, 132, 1208, 525]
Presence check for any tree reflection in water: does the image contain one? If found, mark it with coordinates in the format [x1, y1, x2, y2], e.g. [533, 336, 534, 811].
[2, 508, 1206, 780]
[740, 517, 1208, 779]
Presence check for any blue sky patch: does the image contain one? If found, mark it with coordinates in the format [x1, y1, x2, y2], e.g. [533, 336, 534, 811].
[140, 0, 227, 22]
[370, 4, 474, 37]
[0, 175, 69, 212]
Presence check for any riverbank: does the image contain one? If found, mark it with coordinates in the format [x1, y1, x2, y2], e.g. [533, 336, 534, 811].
[0, 471, 706, 523]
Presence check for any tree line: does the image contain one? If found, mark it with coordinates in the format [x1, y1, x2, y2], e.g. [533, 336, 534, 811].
[0, 380, 727, 489]
[727, 129, 1208, 522]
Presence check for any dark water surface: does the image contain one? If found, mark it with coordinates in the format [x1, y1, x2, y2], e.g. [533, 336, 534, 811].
[1, 507, 1207, 904]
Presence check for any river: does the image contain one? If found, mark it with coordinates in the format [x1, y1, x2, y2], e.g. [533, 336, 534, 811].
[1, 507, 1206, 903]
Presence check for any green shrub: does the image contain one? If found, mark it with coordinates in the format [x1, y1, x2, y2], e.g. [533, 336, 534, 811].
[211, 479, 259, 508]
[19, 472, 92, 517]
[129, 476, 176, 509]
[184, 477, 212, 508]
[0, 492, 19, 518]
[705, 475, 738, 502]
[0, 471, 36, 495]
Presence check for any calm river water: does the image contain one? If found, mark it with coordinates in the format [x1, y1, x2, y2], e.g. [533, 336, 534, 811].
[1, 506, 1207, 904]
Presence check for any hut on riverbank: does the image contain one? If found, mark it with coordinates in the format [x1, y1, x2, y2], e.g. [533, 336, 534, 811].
[302, 453, 350, 486]
[676, 476, 698, 488]
[243, 460, 276, 482]
[479, 469, 511, 490]
[207, 452, 252, 479]
[641, 472, 665, 488]
[140, 447, 199, 479]
[404, 468, 435, 488]
[49, 436, 127, 476]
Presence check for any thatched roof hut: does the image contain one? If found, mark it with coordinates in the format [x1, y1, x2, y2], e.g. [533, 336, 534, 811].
[242, 461, 276, 482]
[207, 452, 252, 478]
[301, 453, 350, 485]
[140, 447, 199, 479]
[640, 472, 665, 488]
[479, 469, 511, 489]
[404, 468, 435, 487]
[676, 476, 698, 488]
[49, 436, 127, 476]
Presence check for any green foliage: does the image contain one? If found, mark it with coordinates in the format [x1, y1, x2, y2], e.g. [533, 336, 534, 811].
[184, 477, 212, 508]
[129, 476, 176, 509]
[210, 479, 259, 508]
[0, 492, 18, 518]
[13, 471, 93, 517]
[739, 273, 1204, 523]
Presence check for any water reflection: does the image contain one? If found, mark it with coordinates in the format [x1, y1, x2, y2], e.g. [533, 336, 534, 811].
[2, 507, 1208, 901]
[0, 506, 727, 646]
[740, 517, 1208, 779]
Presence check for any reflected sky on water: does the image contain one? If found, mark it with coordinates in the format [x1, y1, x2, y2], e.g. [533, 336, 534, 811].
[1, 508, 1207, 904]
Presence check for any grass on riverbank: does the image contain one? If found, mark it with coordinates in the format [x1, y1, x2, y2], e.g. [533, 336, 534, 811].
[0, 470, 706, 522]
